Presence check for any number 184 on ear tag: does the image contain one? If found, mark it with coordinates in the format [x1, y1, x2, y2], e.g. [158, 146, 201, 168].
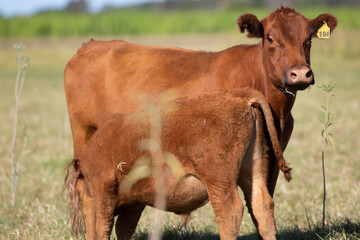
[317, 21, 330, 39]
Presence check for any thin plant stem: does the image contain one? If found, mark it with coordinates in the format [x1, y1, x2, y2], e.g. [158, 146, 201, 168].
[321, 143, 326, 230]
[11, 54, 22, 206]
[10, 44, 28, 206]
[318, 82, 337, 231]
[321, 90, 329, 230]
[321, 95, 328, 231]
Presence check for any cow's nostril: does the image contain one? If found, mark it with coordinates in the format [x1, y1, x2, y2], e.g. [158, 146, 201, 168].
[290, 72, 297, 78]
[306, 70, 313, 78]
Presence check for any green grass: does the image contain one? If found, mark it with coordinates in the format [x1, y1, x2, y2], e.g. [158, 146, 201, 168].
[133, 219, 360, 239]
[0, 22, 359, 239]
[0, 6, 359, 37]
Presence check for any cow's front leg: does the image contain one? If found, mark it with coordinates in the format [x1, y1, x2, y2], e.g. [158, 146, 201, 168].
[205, 181, 244, 240]
[115, 204, 145, 240]
[280, 113, 294, 152]
[268, 114, 294, 197]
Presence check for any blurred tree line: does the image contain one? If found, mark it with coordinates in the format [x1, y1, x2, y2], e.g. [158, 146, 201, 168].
[161, 0, 360, 10]
[65, 0, 88, 12]
[65, 0, 360, 13]
[25, 0, 89, 15]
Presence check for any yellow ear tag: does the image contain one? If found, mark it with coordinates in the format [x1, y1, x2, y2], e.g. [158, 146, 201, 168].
[317, 21, 330, 39]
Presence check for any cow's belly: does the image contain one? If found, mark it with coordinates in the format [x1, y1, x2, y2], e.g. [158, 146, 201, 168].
[164, 174, 209, 214]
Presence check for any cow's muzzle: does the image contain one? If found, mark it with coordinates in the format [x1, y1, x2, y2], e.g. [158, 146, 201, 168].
[285, 65, 315, 91]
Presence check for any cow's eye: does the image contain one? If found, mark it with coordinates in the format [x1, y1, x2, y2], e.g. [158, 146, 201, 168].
[266, 37, 273, 44]
[266, 33, 275, 44]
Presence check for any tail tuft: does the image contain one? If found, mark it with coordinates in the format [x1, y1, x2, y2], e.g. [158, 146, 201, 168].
[280, 162, 292, 182]
[63, 159, 85, 238]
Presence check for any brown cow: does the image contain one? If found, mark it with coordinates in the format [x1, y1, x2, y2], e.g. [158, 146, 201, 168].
[64, 6, 337, 237]
[67, 89, 292, 240]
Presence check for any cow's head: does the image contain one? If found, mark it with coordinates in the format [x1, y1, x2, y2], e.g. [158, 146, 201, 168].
[237, 6, 337, 92]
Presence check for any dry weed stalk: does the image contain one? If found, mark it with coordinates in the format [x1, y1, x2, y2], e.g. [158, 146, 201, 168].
[121, 89, 184, 240]
[10, 43, 30, 206]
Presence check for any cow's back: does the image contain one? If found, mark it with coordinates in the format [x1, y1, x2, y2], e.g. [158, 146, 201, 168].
[65, 39, 220, 118]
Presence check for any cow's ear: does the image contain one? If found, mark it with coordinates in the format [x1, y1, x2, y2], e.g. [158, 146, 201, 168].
[309, 13, 338, 37]
[237, 13, 264, 38]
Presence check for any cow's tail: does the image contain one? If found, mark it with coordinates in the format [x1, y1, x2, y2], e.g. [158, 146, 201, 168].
[63, 159, 85, 238]
[248, 92, 292, 182]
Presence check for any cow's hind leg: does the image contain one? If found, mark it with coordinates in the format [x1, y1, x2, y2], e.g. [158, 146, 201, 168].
[240, 155, 277, 240]
[251, 180, 276, 240]
[241, 164, 277, 240]
[115, 204, 145, 240]
[206, 181, 244, 240]
[77, 179, 96, 239]
[93, 180, 117, 240]
[70, 123, 98, 238]
[239, 107, 278, 240]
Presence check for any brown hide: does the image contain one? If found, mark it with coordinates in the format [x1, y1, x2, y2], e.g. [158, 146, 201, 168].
[70, 89, 291, 240]
[64, 6, 337, 239]
[65, 7, 337, 160]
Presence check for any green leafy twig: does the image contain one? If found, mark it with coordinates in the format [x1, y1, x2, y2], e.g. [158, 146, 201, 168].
[317, 82, 338, 230]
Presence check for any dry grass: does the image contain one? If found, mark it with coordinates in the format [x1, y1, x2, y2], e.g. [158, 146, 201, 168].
[0, 29, 359, 239]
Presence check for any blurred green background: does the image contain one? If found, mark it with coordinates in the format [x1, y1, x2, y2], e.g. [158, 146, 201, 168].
[0, 0, 360, 37]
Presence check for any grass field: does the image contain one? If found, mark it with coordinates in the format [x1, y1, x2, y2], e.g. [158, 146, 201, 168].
[1, 6, 360, 37]
[1, 9, 360, 240]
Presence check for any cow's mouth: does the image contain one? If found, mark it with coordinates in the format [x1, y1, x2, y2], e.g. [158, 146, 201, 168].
[284, 80, 314, 91]
[279, 78, 314, 97]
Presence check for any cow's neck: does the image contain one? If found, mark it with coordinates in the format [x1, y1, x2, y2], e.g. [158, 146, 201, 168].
[231, 43, 296, 131]
[266, 80, 296, 134]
